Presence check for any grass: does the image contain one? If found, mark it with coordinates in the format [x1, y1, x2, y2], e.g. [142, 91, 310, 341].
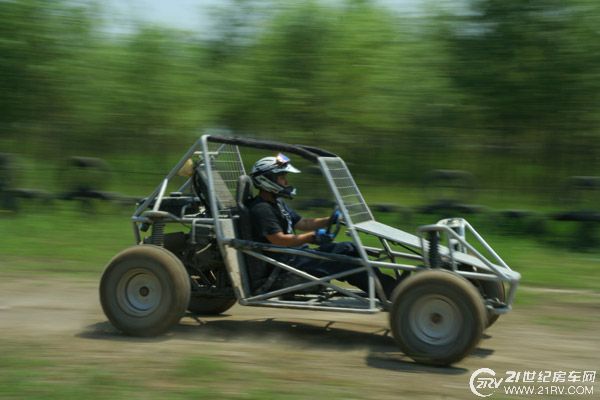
[0, 339, 369, 400]
[0, 204, 133, 277]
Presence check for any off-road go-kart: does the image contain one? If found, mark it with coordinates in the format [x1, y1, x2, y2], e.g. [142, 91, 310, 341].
[100, 134, 521, 366]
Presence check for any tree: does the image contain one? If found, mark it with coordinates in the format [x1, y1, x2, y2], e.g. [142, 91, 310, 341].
[442, 0, 600, 178]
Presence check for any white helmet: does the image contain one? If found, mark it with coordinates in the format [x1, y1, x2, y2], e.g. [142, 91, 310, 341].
[251, 153, 300, 198]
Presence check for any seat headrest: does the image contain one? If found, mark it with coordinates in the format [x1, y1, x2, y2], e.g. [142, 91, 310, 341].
[236, 175, 254, 206]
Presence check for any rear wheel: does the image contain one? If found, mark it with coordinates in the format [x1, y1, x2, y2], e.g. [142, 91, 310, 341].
[188, 297, 236, 315]
[100, 245, 191, 336]
[187, 260, 236, 315]
[389, 269, 486, 366]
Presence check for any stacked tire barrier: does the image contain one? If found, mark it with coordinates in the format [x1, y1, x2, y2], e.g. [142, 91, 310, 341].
[0, 154, 137, 213]
[2, 159, 598, 250]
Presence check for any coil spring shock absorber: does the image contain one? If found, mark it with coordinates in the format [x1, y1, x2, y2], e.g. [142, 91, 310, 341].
[428, 231, 441, 268]
[142, 211, 169, 247]
[150, 220, 165, 246]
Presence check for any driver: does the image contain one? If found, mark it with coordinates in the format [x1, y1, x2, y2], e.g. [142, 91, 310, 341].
[248, 153, 397, 297]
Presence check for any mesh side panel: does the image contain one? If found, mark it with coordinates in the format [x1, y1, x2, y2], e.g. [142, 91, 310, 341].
[322, 158, 372, 224]
[207, 143, 245, 210]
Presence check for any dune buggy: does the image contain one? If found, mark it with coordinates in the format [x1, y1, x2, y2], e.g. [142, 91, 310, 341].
[100, 133, 521, 366]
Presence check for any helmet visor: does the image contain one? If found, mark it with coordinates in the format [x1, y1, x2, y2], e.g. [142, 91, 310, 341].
[273, 153, 300, 174]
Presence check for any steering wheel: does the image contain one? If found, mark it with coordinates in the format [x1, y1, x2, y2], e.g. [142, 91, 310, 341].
[326, 208, 343, 239]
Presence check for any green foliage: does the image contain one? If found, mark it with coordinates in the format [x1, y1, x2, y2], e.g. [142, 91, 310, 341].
[446, 0, 600, 132]
[1, 0, 599, 192]
[439, 0, 600, 185]
[0, 0, 74, 127]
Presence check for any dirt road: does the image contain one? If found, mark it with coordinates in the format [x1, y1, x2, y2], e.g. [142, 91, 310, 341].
[0, 276, 598, 399]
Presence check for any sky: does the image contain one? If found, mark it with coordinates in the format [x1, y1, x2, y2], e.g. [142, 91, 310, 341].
[105, 0, 219, 32]
[104, 0, 425, 33]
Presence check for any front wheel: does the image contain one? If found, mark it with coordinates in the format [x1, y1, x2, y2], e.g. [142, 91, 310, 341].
[389, 270, 486, 366]
[479, 280, 505, 328]
[100, 245, 191, 336]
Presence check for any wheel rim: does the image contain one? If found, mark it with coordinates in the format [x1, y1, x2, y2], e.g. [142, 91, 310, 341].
[116, 268, 162, 317]
[408, 294, 462, 346]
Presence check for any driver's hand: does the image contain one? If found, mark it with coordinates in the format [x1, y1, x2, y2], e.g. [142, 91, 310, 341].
[314, 228, 334, 245]
[330, 210, 342, 224]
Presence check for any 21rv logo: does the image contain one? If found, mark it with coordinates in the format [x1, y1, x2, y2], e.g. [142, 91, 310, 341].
[469, 368, 503, 397]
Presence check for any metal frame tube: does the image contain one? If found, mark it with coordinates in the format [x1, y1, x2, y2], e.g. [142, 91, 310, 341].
[368, 260, 424, 271]
[362, 245, 423, 262]
[226, 239, 366, 265]
[241, 300, 378, 314]
[318, 157, 383, 310]
[418, 224, 515, 281]
[134, 138, 202, 217]
[388, 249, 423, 261]
[201, 135, 224, 241]
[177, 178, 192, 193]
[241, 250, 370, 303]
[127, 132, 521, 316]
[132, 221, 141, 244]
[418, 222, 520, 310]
[152, 179, 169, 212]
[464, 221, 512, 270]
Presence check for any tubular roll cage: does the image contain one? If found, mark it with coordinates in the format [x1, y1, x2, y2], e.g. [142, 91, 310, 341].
[132, 133, 521, 314]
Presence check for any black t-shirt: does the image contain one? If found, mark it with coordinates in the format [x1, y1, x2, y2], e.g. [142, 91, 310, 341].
[249, 197, 301, 243]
